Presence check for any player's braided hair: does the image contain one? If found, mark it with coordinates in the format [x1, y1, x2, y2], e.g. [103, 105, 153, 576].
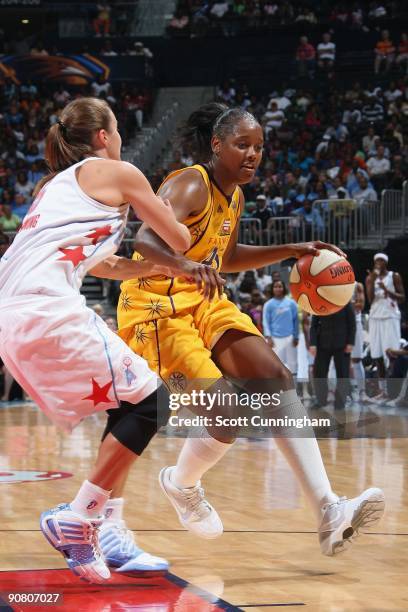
[33, 97, 112, 195]
[178, 103, 258, 162]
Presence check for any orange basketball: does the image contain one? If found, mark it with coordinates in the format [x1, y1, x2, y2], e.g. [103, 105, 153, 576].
[289, 248, 355, 315]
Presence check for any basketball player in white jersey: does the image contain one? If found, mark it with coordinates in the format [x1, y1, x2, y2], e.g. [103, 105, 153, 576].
[365, 253, 405, 403]
[0, 97, 191, 582]
[351, 281, 369, 403]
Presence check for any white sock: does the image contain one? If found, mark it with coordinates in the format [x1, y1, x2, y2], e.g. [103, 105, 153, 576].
[70, 480, 111, 518]
[352, 361, 365, 393]
[104, 497, 124, 522]
[172, 431, 234, 489]
[273, 389, 338, 522]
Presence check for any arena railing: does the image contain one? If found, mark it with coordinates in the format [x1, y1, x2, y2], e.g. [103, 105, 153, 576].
[380, 188, 404, 242]
[403, 181, 408, 236]
[265, 216, 305, 246]
[312, 199, 382, 248]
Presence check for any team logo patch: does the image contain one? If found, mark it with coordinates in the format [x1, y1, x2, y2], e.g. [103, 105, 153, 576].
[0, 470, 72, 484]
[123, 356, 137, 387]
[219, 219, 231, 236]
[168, 371, 187, 393]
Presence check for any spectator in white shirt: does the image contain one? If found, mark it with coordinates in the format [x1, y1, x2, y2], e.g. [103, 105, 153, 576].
[130, 42, 154, 59]
[362, 126, 379, 154]
[267, 94, 291, 111]
[263, 102, 285, 136]
[317, 33, 336, 71]
[367, 146, 390, 176]
[211, 2, 230, 19]
[354, 175, 378, 205]
[91, 75, 111, 97]
[384, 82, 403, 102]
[367, 145, 391, 192]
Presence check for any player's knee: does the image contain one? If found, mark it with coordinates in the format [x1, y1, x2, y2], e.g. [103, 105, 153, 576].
[105, 389, 171, 455]
[265, 362, 293, 386]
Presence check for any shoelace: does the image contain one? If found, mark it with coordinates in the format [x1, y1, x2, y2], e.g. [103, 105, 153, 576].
[322, 495, 347, 514]
[183, 486, 211, 518]
[116, 526, 137, 556]
[87, 521, 103, 561]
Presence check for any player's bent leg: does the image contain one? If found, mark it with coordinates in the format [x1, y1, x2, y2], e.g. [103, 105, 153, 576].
[99, 391, 171, 572]
[212, 330, 385, 553]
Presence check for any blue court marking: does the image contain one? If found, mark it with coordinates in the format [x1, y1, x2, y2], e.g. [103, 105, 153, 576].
[0, 596, 13, 611]
[166, 573, 242, 611]
[236, 604, 305, 608]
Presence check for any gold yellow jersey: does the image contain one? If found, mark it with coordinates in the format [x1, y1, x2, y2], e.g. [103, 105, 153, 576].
[118, 164, 242, 335]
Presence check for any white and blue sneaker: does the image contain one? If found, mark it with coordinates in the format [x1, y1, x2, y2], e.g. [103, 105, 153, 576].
[40, 503, 110, 583]
[99, 519, 169, 574]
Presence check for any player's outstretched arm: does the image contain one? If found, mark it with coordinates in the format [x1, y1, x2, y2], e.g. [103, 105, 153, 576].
[221, 192, 346, 273]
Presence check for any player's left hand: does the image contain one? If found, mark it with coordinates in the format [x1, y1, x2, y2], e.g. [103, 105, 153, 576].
[290, 241, 347, 259]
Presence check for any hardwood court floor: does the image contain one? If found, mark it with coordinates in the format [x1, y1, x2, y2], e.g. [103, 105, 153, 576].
[0, 402, 407, 611]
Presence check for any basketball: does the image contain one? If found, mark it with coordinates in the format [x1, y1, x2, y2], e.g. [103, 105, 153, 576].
[289, 248, 355, 315]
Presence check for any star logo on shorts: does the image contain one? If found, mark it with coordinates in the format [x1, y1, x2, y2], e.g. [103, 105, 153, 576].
[120, 291, 133, 311]
[144, 298, 166, 319]
[137, 277, 152, 290]
[168, 371, 187, 393]
[82, 378, 113, 407]
[134, 325, 149, 345]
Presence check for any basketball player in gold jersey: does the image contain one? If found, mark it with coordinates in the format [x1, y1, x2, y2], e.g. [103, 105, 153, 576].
[116, 104, 384, 556]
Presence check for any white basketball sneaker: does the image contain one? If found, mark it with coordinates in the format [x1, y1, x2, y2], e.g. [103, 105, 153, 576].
[318, 487, 385, 556]
[99, 519, 169, 573]
[159, 466, 223, 539]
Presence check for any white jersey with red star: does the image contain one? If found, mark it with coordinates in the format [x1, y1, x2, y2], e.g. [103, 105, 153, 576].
[0, 157, 128, 298]
[0, 157, 158, 430]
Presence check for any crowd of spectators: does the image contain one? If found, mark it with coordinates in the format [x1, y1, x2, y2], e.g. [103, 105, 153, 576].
[166, 1, 407, 38]
[0, 75, 152, 234]
[162, 74, 407, 247]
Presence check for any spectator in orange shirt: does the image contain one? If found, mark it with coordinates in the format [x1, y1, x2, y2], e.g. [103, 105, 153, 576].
[396, 33, 408, 75]
[295, 36, 316, 77]
[374, 30, 396, 74]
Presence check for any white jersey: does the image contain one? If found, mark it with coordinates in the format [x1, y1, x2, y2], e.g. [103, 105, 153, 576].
[0, 157, 129, 299]
[0, 157, 158, 430]
[369, 270, 400, 320]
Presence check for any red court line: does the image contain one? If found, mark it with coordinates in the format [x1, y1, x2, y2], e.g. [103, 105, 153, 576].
[0, 568, 240, 611]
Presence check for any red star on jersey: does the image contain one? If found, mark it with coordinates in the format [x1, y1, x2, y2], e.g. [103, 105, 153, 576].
[82, 378, 113, 407]
[85, 225, 112, 245]
[58, 246, 87, 266]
